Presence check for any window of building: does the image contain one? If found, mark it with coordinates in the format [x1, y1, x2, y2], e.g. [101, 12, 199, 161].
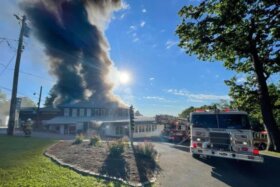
[72, 108, 77, 117]
[80, 108, 85, 117]
[116, 126, 123, 135]
[64, 108, 69, 117]
[86, 109, 91, 117]
[101, 109, 105, 116]
[94, 109, 99, 116]
[140, 126, 144, 133]
[134, 126, 138, 133]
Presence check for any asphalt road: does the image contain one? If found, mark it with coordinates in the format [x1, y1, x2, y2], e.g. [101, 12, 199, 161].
[153, 142, 280, 187]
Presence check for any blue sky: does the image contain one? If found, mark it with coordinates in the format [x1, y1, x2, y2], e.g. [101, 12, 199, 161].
[0, 0, 236, 116]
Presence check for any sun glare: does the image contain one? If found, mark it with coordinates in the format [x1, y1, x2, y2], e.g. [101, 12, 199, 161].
[119, 71, 131, 84]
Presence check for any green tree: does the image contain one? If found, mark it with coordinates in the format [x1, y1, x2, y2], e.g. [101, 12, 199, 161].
[227, 78, 280, 128]
[179, 104, 219, 118]
[177, 0, 280, 151]
[0, 90, 10, 116]
[21, 97, 36, 108]
[179, 106, 196, 118]
[44, 88, 57, 107]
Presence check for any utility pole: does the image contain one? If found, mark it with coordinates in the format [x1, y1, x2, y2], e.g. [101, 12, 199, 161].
[7, 15, 26, 135]
[129, 105, 135, 147]
[36, 86, 42, 129]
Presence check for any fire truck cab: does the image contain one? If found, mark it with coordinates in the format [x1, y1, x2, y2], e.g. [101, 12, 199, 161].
[190, 110, 263, 163]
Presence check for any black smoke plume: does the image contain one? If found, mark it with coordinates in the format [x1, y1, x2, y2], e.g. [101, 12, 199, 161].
[21, 0, 124, 106]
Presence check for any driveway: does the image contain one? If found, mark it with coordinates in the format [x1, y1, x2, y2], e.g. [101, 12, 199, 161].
[153, 142, 280, 187]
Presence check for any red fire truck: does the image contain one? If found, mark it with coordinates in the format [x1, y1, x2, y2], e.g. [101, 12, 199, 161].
[156, 115, 190, 143]
[190, 110, 263, 163]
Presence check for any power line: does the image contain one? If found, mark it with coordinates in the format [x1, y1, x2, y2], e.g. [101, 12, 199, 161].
[0, 54, 16, 76]
[3, 68, 54, 83]
[0, 37, 18, 42]
[0, 85, 40, 100]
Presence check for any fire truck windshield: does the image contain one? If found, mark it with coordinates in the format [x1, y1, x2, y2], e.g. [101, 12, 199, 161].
[191, 114, 250, 129]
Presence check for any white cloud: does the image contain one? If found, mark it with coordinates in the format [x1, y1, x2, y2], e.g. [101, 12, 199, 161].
[143, 96, 176, 103]
[129, 25, 137, 30]
[131, 32, 139, 43]
[167, 89, 230, 102]
[165, 40, 177, 49]
[127, 25, 137, 34]
[132, 37, 139, 42]
[122, 1, 130, 10]
[120, 13, 126, 19]
[144, 96, 165, 101]
[142, 8, 147, 13]
[140, 21, 146, 27]
[149, 77, 155, 81]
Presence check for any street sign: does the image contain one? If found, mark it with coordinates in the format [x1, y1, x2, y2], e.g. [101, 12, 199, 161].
[16, 97, 22, 110]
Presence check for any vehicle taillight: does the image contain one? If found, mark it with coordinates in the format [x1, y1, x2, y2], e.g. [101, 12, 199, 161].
[253, 149, 259, 155]
[192, 142, 197, 148]
[224, 108, 231, 112]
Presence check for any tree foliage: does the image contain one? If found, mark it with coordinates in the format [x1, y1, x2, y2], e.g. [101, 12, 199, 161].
[0, 90, 10, 116]
[177, 0, 280, 75]
[227, 78, 280, 127]
[177, 0, 280, 150]
[179, 100, 231, 118]
[44, 87, 57, 107]
[21, 97, 36, 108]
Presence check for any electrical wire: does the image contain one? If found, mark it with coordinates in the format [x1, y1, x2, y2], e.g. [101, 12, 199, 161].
[0, 85, 40, 100]
[0, 54, 16, 76]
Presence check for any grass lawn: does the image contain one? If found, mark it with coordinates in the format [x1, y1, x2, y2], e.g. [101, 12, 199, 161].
[0, 136, 123, 187]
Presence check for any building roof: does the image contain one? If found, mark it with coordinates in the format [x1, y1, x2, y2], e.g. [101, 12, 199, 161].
[20, 107, 60, 112]
[60, 100, 128, 109]
[134, 116, 155, 122]
[43, 116, 155, 125]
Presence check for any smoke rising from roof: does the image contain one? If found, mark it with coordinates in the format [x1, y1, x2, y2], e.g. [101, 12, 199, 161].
[20, 0, 126, 106]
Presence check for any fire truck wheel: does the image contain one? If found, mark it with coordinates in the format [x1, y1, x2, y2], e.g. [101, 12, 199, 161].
[192, 153, 200, 159]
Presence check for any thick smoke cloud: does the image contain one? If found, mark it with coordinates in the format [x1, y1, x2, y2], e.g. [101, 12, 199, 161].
[21, 0, 124, 106]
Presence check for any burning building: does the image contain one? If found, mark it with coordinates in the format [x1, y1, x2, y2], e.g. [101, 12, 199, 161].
[19, 0, 159, 137]
[42, 103, 158, 137]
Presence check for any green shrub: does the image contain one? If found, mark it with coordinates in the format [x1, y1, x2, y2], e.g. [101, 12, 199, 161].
[73, 134, 84, 144]
[121, 136, 130, 148]
[122, 136, 129, 143]
[134, 142, 157, 159]
[108, 139, 125, 156]
[90, 135, 100, 146]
